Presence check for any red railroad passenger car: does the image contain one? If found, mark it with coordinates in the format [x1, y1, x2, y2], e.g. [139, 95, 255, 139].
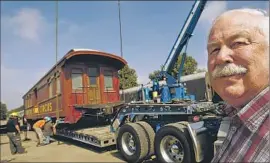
[23, 49, 127, 126]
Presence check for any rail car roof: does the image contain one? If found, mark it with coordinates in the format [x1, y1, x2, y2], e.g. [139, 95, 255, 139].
[22, 49, 127, 98]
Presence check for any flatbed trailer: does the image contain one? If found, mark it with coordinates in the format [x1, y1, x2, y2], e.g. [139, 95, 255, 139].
[56, 125, 116, 148]
[55, 101, 219, 149]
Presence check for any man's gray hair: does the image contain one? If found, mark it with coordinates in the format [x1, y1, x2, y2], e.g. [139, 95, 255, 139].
[212, 8, 269, 44]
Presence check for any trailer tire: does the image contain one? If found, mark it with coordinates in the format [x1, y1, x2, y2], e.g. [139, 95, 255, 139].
[136, 121, 155, 158]
[117, 123, 149, 163]
[154, 124, 194, 163]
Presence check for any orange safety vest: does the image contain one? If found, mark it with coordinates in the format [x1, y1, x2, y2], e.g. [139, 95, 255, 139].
[33, 120, 46, 128]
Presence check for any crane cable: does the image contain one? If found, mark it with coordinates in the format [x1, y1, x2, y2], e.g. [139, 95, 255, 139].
[117, 0, 123, 58]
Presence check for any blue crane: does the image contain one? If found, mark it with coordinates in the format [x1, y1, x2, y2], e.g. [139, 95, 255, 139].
[151, 0, 208, 103]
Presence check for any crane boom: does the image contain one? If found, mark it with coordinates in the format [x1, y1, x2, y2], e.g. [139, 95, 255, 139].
[160, 0, 207, 85]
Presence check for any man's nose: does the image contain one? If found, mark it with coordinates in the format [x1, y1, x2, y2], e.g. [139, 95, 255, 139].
[215, 45, 234, 65]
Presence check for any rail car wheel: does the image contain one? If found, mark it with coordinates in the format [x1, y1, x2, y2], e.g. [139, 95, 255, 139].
[154, 124, 194, 163]
[117, 123, 149, 163]
[136, 121, 155, 158]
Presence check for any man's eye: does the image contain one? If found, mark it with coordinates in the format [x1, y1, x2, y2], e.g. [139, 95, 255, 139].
[231, 41, 247, 48]
[210, 48, 220, 55]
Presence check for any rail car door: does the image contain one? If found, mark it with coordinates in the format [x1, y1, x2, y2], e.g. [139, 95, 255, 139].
[70, 66, 87, 105]
[100, 67, 119, 103]
[86, 66, 101, 104]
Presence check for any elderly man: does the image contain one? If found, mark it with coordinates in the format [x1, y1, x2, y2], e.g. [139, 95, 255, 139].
[207, 8, 269, 162]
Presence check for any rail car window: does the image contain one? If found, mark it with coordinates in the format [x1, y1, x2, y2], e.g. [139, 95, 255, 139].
[49, 81, 53, 98]
[104, 70, 113, 91]
[27, 97, 30, 108]
[34, 88, 38, 101]
[88, 67, 98, 86]
[28, 94, 32, 107]
[56, 77, 61, 94]
[25, 97, 29, 108]
[71, 69, 83, 90]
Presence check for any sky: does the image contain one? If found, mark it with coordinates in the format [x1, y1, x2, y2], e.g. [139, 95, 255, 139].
[1, 0, 269, 110]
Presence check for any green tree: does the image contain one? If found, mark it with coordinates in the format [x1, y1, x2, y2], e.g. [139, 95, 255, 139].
[195, 68, 207, 73]
[0, 102, 8, 120]
[119, 65, 138, 89]
[148, 65, 164, 80]
[148, 53, 198, 80]
[9, 105, 24, 113]
[149, 70, 161, 81]
[171, 53, 198, 77]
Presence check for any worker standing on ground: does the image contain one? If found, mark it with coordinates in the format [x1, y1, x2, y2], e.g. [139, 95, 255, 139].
[207, 8, 269, 162]
[42, 116, 56, 145]
[33, 118, 46, 146]
[6, 113, 26, 154]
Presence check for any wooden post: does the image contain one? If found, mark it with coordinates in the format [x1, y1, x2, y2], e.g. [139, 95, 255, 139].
[55, 0, 61, 146]
[55, 0, 59, 120]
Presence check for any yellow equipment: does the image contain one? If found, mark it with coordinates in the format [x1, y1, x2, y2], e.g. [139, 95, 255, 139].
[10, 112, 18, 117]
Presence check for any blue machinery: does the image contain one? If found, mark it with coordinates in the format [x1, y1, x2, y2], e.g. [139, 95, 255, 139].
[110, 2, 225, 161]
[143, 0, 208, 103]
[111, 0, 210, 130]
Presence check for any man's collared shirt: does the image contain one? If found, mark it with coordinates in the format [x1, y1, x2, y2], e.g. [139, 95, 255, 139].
[211, 87, 269, 163]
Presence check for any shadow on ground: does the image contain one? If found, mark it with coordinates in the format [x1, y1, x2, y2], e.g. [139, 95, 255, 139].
[53, 135, 118, 154]
[109, 150, 157, 163]
[0, 158, 15, 163]
[0, 142, 9, 145]
[52, 135, 158, 163]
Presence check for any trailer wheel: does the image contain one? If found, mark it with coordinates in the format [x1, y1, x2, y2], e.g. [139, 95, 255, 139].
[136, 121, 155, 158]
[154, 124, 194, 163]
[117, 123, 149, 163]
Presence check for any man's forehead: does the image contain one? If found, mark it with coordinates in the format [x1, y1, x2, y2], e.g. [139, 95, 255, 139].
[209, 32, 221, 42]
[208, 28, 223, 42]
[208, 23, 253, 43]
[208, 12, 258, 39]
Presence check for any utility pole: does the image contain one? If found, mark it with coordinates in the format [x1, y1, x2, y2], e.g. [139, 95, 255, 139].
[117, 0, 123, 58]
[117, 0, 125, 102]
[55, 0, 59, 120]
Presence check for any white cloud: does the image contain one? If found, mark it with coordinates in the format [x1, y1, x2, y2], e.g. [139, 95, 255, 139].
[3, 8, 47, 42]
[1, 64, 47, 109]
[1, 8, 54, 109]
[200, 1, 228, 27]
[0, 6, 117, 110]
[1, 6, 99, 110]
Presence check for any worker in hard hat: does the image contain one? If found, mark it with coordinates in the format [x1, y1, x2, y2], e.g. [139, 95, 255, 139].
[6, 112, 27, 154]
[43, 116, 56, 145]
[33, 118, 46, 146]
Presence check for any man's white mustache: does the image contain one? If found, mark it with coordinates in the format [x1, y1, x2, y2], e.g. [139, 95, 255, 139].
[212, 64, 248, 79]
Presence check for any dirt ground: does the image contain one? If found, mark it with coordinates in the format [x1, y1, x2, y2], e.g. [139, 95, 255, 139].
[0, 131, 126, 162]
